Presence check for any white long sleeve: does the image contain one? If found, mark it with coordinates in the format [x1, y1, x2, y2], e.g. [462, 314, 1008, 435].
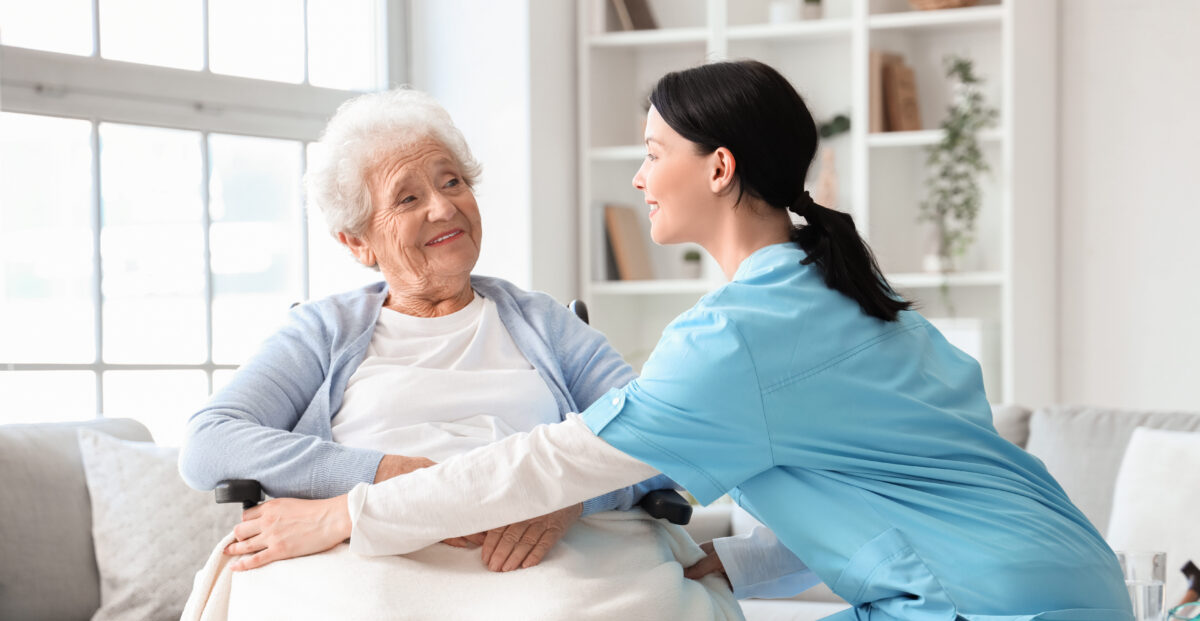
[346, 413, 661, 556]
[711, 525, 820, 600]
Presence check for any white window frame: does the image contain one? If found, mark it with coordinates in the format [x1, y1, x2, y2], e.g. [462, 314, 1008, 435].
[0, 0, 408, 410]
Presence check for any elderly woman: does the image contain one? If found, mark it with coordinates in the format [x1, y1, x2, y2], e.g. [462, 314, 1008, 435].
[178, 88, 741, 621]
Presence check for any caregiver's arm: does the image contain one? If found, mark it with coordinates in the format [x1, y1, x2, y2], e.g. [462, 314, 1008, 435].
[348, 413, 659, 556]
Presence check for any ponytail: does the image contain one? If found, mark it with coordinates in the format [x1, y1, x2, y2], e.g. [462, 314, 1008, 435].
[789, 192, 911, 322]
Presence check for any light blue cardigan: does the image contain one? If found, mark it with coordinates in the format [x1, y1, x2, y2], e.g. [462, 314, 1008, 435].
[179, 275, 673, 515]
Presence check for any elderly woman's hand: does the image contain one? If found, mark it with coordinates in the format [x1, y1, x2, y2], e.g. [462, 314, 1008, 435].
[683, 541, 731, 589]
[476, 503, 583, 572]
[224, 496, 351, 572]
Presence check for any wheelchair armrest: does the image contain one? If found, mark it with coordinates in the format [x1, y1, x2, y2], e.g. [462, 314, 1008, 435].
[215, 479, 263, 510]
[637, 489, 693, 525]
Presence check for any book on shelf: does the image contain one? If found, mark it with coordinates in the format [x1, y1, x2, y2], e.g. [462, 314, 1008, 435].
[871, 51, 922, 133]
[610, 0, 657, 31]
[604, 204, 654, 280]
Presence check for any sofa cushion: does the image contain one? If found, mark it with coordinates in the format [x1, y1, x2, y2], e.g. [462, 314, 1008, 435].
[991, 403, 1032, 448]
[78, 428, 239, 621]
[1106, 427, 1200, 605]
[0, 417, 152, 621]
[1024, 406, 1200, 534]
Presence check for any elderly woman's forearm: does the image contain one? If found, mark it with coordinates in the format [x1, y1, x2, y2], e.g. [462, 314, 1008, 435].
[346, 414, 659, 556]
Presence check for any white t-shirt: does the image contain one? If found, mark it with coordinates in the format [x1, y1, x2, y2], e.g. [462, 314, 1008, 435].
[332, 292, 560, 462]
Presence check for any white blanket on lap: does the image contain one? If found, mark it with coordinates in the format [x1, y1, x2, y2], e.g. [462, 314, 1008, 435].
[182, 508, 743, 621]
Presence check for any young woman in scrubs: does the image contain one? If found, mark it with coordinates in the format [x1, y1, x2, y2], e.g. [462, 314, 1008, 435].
[230, 60, 1133, 620]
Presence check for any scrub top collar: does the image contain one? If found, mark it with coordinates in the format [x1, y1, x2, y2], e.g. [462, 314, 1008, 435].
[732, 242, 809, 283]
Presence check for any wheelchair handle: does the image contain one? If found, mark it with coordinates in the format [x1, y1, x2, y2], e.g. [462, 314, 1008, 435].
[215, 479, 263, 510]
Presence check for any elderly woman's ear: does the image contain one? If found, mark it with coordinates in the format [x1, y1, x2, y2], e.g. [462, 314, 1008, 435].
[338, 232, 376, 268]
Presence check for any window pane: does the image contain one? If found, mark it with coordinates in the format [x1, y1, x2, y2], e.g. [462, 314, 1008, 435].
[212, 369, 236, 394]
[103, 370, 206, 446]
[306, 146, 380, 299]
[208, 0, 304, 83]
[98, 0, 202, 70]
[99, 123, 205, 363]
[208, 133, 303, 364]
[307, 0, 382, 91]
[0, 371, 96, 424]
[0, 113, 95, 363]
[0, 0, 94, 55]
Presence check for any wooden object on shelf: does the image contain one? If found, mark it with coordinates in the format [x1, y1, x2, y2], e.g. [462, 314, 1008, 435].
[909, 0, 979, 10]
[604, 205, 654, 280]
[869, 50, 901, 133]
[883, 56, 922, 132]
[610, 0, 657, 31]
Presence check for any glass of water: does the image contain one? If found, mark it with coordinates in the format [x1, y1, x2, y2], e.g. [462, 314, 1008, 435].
[1118, 551, 1167, 621]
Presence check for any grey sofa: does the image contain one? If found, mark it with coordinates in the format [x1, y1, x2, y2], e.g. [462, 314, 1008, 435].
[680, 404, 1200, 621]
[4, 405, 1199, 620]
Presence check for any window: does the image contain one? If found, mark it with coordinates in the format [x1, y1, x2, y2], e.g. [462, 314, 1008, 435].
[0, 1, 403, 444]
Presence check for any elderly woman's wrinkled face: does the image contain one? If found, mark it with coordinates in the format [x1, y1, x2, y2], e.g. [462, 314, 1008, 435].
[348, 140, 482, 289]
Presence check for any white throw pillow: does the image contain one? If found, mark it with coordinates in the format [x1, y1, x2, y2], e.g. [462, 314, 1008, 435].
[1107, 427, 1200, 605]
[78, 428, 240, 621]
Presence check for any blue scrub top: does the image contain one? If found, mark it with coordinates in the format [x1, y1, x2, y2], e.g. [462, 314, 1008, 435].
[581, 243, 1132, 621]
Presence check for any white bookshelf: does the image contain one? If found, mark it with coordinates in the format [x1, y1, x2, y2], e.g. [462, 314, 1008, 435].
[577, 0, 1058, 405]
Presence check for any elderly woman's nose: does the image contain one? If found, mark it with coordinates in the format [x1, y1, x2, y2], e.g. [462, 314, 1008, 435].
[427, 192, 458, 220]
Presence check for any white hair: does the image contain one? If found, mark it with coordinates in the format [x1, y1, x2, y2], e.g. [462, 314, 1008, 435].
[304, 87, 482, 237]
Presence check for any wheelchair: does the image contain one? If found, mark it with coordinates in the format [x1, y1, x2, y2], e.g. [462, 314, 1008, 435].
[215, 299, 693, 526]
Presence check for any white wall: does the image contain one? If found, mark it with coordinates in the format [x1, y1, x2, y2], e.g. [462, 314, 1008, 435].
[407, 0, 576, 303]
[1058, 0, 1200, 410]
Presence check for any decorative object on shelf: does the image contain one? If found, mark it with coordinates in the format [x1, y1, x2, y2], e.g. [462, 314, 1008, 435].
[604, 204, 654, 280]
[767, 0, 800, 24]
[813, 113, 850, 210]
[919, 55, 998, 276]
[610, 0, 657, 31]
[802, 0, 824, 20]
[869, 51, 921, 133]
[680, 249, 702, 279]
[883, 55, 922, 132]
[908, 0, 978, 10]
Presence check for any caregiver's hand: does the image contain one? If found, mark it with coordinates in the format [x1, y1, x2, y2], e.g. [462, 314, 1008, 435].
[374, 454, 437, 483]
[479, 503, 583, 572]
[684, 541, 731, 589]
[224, 496, 351, 572]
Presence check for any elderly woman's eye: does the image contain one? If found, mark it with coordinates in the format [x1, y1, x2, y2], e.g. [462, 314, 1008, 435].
[445, 178, 460, 188]
[398, 195, 417, 205]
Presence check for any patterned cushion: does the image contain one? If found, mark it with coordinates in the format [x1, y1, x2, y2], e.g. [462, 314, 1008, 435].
[78, 428, 240, 621]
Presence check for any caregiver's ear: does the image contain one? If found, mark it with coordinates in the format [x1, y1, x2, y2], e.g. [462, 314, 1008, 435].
[338, 232, 377, 267]
[709, 147, 737, 195]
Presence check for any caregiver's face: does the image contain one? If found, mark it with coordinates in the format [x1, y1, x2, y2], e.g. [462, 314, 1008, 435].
[632, 107, 717, 246]
[357, 140, 482, 286]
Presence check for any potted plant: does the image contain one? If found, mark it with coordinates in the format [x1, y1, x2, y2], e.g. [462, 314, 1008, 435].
[919, 55, 996, 315]
[681, 248, 702, 279]
[920, 55, 997, 276]
[802, 0, 823, 20]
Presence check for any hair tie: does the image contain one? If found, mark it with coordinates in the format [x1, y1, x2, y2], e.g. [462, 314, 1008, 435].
[789, 190, 815, 217]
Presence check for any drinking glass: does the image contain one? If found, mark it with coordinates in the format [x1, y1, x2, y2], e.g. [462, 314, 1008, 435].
[1119, 551, 1167, 621]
